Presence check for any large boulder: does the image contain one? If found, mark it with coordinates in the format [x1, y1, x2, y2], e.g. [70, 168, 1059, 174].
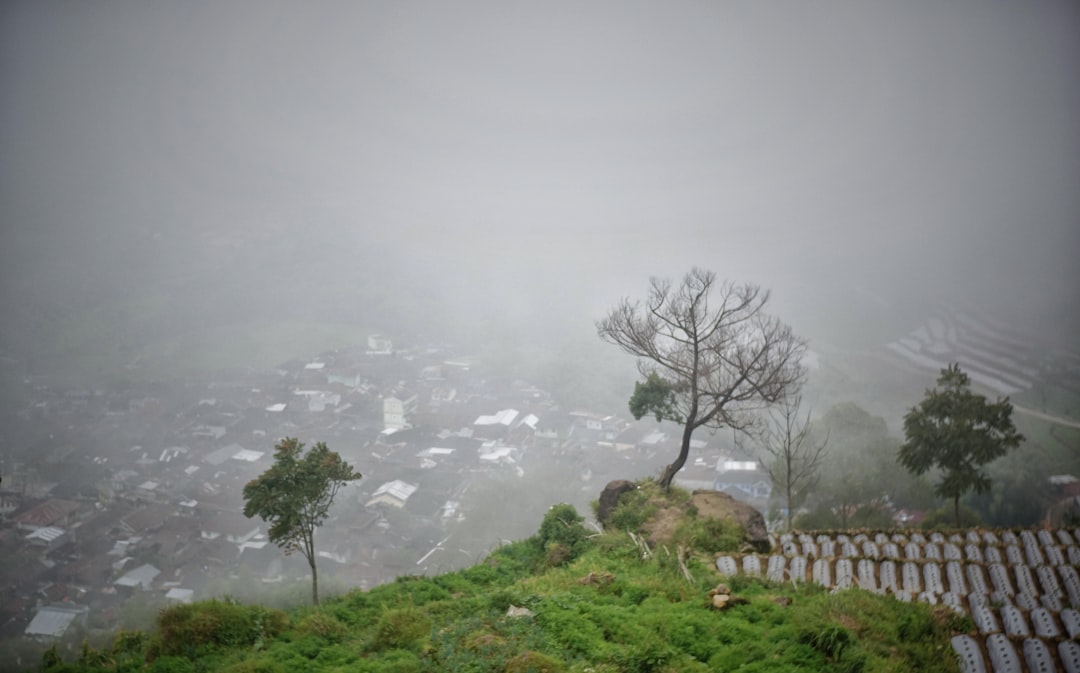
[596, 480, 638, 527]
[690, 490, 770, 553]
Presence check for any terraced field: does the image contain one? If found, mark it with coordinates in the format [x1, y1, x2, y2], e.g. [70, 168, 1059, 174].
[886, 308, 1080, 400]
[717, 528, 1080, 673]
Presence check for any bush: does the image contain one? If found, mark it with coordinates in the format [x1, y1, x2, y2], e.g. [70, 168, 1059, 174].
[536, 503, 591, 567]
[799, 624, 852, 661]
[605, 486, 657, 532]
[150, 656, 196, 673]
[672, 516, 744, 554]
[155, 600, 289, 657]
[219, 659, 286, 673]
[505, 649, 566, 673]
[372, 606, 431, 651]
[296, 610, 349, 643]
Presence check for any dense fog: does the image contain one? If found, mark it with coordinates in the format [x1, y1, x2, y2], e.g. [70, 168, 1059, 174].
[2, 0, 1078, 365]
[1, 1, 1079, 641]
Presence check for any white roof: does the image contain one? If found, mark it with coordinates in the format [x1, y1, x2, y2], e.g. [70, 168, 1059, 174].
[422, 447, 456, 456]
[165, 588, 194, 603]
[25, 604, 86, 638]
[304, 362, 326, 370]
[474, 409, 519, 426]
[371, 480, 418, 502]
[721, 460, 760, 472]
[520, 414, 539, 430]
[114, 563, 160, 589]
[265, 403, 287, 412]
[137, 480, 159, 491]
[479, 446, 515, 462]
[231, 449, 265, 462]
[26, 527, 65, 543]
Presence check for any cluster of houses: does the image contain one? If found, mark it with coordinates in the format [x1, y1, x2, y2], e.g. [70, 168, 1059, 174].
[0, 333, 776, 647]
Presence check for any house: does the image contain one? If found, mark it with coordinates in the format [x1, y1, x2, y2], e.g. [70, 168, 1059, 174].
[25, 526, 68, 553]
[674, 457, 721, 492]
[114, 563, 160, 590]
[384, 394, 418, 431]
[367, 334, 393, 354]
[165, 588, 194, 604]
[200, 510, 261, 545]
[714, 460, 772, 506]
[473, 408, 520, 440]
[13, 499, 83, 531]
[120, 503, 175, 535]
[366, 480, 418, 509]
[24, 603, 89, 641]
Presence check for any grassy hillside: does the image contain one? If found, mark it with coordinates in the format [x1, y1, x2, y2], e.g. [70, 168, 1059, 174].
[31, 494, 967, 673]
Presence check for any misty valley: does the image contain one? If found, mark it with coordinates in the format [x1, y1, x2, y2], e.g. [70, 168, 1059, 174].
[1, 273, 1078, 670]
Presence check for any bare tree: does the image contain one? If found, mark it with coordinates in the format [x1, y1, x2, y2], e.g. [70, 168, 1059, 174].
[757, 393, 828, 531]
[597, 268, 805, 491]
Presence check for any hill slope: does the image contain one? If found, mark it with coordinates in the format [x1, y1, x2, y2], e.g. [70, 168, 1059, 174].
[30, 500, 969, 673]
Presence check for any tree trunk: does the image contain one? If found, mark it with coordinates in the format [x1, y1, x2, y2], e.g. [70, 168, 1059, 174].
[786, 483, 794, 532]
[308, 528, 320, 606]
[658, 421, 695, 491]
[953, 496, 960, 528]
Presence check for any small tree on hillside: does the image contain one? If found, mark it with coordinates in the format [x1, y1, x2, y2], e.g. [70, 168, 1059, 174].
[898, 364, 1023, 527]
[243, 437, 361, 605]
[757, 393, 828, 531]
[597, 268, 805, 491]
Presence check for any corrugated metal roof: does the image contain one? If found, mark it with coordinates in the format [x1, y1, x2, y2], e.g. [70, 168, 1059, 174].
[474, 409, 519, 426]
[26, 527, 65, 543]
[114, 563, 160, 589]
[371, 480, 418, 502]
[25, 604, 86, 638]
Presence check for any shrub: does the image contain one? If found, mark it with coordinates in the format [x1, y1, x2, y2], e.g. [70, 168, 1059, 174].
[606, 487, 657, 532]
[799, 624, 853, 661]
[296, 610, 349, 643]
[372, 605, 431, 651]
[672, 516, 744, 554]
[155, 600, 289, 657]
[536, 503, 591, 567]
[504, 649, 566, 673]
[150, 656, 196, 673]
[538, 503, 587, 549]
[218, 659, 286, 673]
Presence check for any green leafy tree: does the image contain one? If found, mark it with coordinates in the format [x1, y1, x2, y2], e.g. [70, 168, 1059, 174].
[899, 364, 1024, 527]
[243, 437, 361, 605]
[598, 268, 805, 490]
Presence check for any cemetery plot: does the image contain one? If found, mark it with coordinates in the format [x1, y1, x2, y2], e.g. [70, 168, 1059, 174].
[711, 527, 1080, 673]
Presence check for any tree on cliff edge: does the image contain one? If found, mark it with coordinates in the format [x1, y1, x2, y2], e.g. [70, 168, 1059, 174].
[243, 437, 361, 605]
[597, 268, 805, 491]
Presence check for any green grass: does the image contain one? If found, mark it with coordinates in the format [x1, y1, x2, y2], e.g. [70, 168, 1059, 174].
[37, 508, 966, 673]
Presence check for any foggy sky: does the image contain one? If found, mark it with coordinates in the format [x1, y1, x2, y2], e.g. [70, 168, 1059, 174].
[2, 0, 1079, 363]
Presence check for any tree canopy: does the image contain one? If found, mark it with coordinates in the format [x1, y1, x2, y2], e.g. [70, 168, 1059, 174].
[598, 268, 805, 490]
[243, 437, 361, 605]
[898, 364, 1023, 526]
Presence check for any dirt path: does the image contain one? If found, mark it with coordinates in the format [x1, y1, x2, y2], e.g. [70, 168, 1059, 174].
[1013, 405, 1080, 430]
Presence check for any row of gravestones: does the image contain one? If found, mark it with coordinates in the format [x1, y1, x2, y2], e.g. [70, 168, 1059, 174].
[767, 529, 1080, 568]
[716, 554, 1080, 607]
[719, 528, 1080, 673]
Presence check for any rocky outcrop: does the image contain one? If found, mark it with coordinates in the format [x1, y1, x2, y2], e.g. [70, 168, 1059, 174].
[690, 490, 770, 553]
[596, 479, 638, 527]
